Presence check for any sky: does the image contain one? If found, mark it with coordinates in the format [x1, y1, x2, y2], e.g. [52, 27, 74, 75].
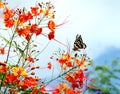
[6, 0, 120, 59]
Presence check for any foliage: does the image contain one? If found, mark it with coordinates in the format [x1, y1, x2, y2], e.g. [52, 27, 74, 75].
[86, 59, 120, 94]
[0, 0, 92, 94]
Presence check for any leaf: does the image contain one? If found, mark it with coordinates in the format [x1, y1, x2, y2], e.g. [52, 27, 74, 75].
[13, 41, 18, 50]
[0, 35, 14, 46]
[95, 66, 109, 72]
[13, 41, 27, 59]
[113, 69, 120, 73]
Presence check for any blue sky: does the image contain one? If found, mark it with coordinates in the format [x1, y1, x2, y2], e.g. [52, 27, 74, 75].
[7, 0, 120, 59]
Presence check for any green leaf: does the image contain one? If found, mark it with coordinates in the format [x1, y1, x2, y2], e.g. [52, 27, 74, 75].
[0, 35, 14, 46]
[95, 66, 109, 72]
[113, 69, 120, 73]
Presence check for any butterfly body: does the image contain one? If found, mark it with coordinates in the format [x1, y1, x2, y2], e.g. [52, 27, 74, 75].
[73, 34, 87, 51]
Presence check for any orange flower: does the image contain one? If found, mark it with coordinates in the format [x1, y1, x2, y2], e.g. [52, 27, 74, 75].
[20, 76, 37, 89]
[16, 25, 31, 41]
[0, 65, 7, 73]
[65, 70, 85, 89]
[12, 66, 27, 76]
[3, 8, 15, 28]
[0, 2, 5, 8]
[58, 54, 71, 64]
[76, 59, 85, 68]
[4, 8, 15, 20]
[48, 20, 56, 32]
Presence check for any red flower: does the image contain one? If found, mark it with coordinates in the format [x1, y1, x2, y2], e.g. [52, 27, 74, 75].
[6, 74, 18, 83]
[35, 27, 42, 36]
[31, 7, 40, 16]
[48, 31, 55, 40]
[30, 24, 37, 33]
[4, 8, 15, 20]
[19, 12, 33, 23]
[52, 89, 60, 94]
[0, 65, 7, 73]
[28, 56, 34, 63]
[20, 76, 37, 89]
[4, 19, 14, 28]
[65, 70, 85, 89]
[30, 24, 42, 36]
[40, 86, 46, 94]
[31, 88, 39, 94]
[0, 47, 5, 54]
[47, 62, 52, 69]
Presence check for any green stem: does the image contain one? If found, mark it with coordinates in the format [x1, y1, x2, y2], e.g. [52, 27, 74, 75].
[45, 66, 77, 86]
[0, 73, 6, 90]
[0, 31, 16, 90]
[17, 34, 33, 67]
[4, 86, 7, 94]
[6, 31, 16, 63]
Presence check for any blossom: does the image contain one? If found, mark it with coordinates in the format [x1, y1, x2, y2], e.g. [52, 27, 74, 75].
[58, 54, 71, 64]
[4, 19, 14, 28]
[28, 56, 34, 63]
[0, 65, 7, 73]
[48, 20, 56, 32]
[76, 59, 85, 68]
[35, 27, 42, 36]
[16, 25, 31, 40]
[30, 24, 42, 36]
[0, 2, 5, 8]
[65, 70, 85, 89]
[48, 31, 55, 40]
[6, 73, 18, 83]
[19, 12, 33, 23]
[3, 8, 15, 28]
[4, 8, 15, 20]
[31, 7, 40, 16]
[40, 86, 46, 94]
[19, 76, 37, 89]
[0, 46, 5, 54]
[31, 88, 39, 94]
[47, 62, 52, 69]
[52, 89, 60, 94]
[12, 66, 27, 76]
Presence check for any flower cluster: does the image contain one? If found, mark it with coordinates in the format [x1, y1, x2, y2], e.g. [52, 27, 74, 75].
[0, 0, 92, 94]
[49, 48, 91, 93]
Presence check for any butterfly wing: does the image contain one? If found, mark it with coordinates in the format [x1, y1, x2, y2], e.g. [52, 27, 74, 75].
[73, 34, 87, 51]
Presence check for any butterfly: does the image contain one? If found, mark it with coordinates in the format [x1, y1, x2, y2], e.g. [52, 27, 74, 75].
[73, 34, 87, 51]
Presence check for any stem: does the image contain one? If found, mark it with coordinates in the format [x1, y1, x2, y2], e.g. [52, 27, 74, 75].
[0, 73, 6, 90]
[45, 66, 77, 86]
[17, 35, 32, 66]
[6, 31, 16, 63]
[0, 31, 16, 90]
[4, 87, 7, 94]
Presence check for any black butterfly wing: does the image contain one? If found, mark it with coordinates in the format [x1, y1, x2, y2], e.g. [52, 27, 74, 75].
[73, 34, 87, 51]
